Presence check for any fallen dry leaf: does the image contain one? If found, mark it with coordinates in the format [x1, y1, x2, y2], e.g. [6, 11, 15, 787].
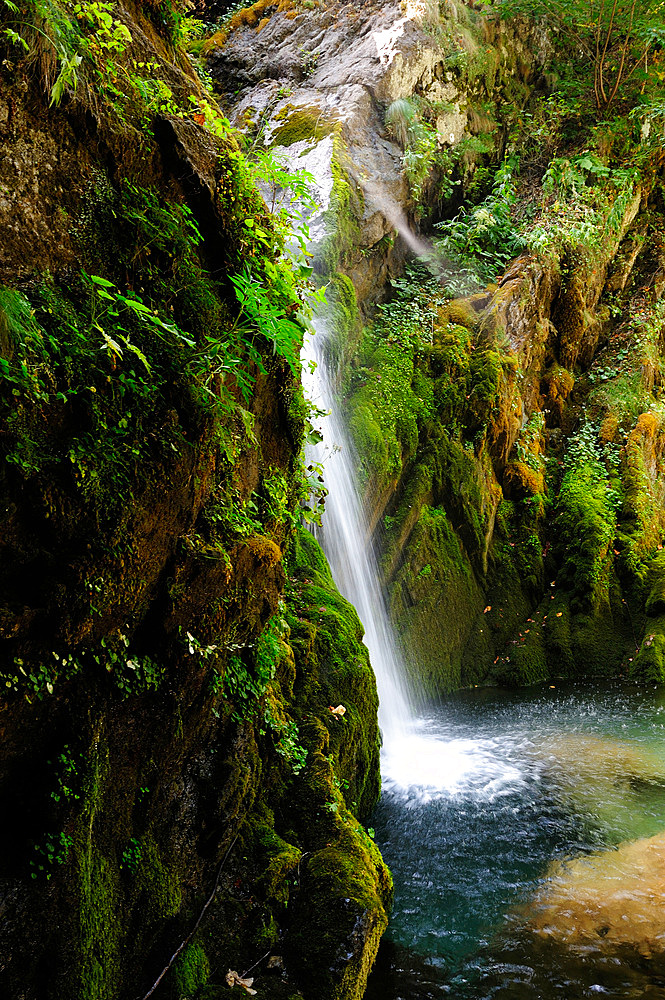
[329, 704, 346, 717]
[225, 971, 257, 995]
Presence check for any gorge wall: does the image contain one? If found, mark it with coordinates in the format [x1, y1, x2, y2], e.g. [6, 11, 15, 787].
[210, 0, 665, 695]
[0, 4, 391, 999]
[1, 0, 665, 998]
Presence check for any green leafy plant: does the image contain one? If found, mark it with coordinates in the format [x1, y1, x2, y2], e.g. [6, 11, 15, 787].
[386, 97, 440, 205]
[265, 711, 308, 774]
[0, 652, 82, 701]
[229, 269, 304, 377]
[30, 831, 74, 880]
[434, 157, 524, 286]
[216, 614, 289, 722]
[49, 745, 82, 804]
[121, 837, 143, 873]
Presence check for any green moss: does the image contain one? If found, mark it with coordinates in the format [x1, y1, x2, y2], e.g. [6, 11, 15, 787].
[430, 327, 472, 425]
[466, 348, 504, 437]
[74, 735, 123, 1000]
[78, 844, 123, 1000]
[286, 529, 380, 820]
[285, 816, 391, 1000]
[316, 136, 363, 276]
[348, 339, 434, 493]
[0, 286, 43, 363]
[434, 434, 493, 561]
[287, 526, 335, 588]
[597, 370, 649, 429]
[434, 299, 479, 337]
[632, 622, 665, 683]
[251, 812, 301, 906]
[629, 554, 665, 684]
[271, 105, 337, 148]
[322, 272, 361, 370]
[172, 941, 210, 999]
[390, 504, 484, 693]
[556, 458, 616, 610]
[645, 552, 665, 615]
[495, 633, 547, 687]
[616, 415, 665, 578]
[135, 837, 182, 922]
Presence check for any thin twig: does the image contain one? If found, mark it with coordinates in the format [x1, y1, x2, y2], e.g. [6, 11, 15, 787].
[241, 949, 273, 979]
[594, 0, 607, 107]
[139, 831, 242, 1000]
[606, 0, 637, 109]
[598, 0, 620, 105]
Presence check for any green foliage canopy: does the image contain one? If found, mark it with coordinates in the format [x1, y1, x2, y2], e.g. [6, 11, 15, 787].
[495, 0, 665, 108]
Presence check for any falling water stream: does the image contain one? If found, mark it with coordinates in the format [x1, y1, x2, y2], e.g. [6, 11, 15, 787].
[302, 318, 413, 742]
[302, 318, 665, 1000]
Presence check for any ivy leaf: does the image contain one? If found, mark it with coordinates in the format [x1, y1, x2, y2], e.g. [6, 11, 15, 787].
[118, 334, 151, 373]
[3, 27, 29, 50]
[100, 331, 123, 357]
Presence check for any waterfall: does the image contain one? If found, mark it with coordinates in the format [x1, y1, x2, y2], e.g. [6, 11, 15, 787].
[302, 317, 413, 745]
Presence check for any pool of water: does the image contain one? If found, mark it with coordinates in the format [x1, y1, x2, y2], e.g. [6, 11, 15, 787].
[365, 683, 665, 999]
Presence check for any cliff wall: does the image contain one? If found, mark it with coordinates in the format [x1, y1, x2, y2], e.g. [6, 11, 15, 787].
[0, 4, 389, 998]
[209, 0, 665, 693]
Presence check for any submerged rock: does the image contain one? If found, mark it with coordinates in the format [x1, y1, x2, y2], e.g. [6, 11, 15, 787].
[536, 732, 665, 843]
[526, 831, 665, 963]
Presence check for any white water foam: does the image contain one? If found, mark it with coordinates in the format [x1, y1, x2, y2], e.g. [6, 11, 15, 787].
[381, 725, 527, 805]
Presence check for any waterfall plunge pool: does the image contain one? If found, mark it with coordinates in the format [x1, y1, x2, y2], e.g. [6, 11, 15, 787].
[365, 681, 665, 1000]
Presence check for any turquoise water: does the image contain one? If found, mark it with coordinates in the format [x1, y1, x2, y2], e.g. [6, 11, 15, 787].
[365, 683, 665, 999]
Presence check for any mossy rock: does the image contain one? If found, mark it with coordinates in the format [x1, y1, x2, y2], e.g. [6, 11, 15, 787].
[271, 105, 338, 148]
[434, 298, 480, 340]
[645, 552, 665, 616]
[171, 941, 210, 999]
[322, 272, 361, 371]
[556, 459, 615, 610]
[631, 622, 665, 684]
[503, 461, 544, 499]
[494, 634, 548, 687]
[286, 529, 381, 820]
[389, 504, 484, 694]
[285, 818, 392, 1000]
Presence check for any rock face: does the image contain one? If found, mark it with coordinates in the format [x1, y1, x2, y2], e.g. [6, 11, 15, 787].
[208, 0, 414, 315]
[366, 196, 665, 692]
[207, 0, 548, 327]
[0, 4, 390, 999]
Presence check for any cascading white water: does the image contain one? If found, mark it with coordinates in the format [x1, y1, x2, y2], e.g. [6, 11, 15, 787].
[302, 318, 413, 744]
[295, 172, 501, 794]
[301, 318, 522, 799]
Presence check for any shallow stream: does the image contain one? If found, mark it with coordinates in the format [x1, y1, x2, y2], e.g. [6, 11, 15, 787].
[365, 683, 665, 999]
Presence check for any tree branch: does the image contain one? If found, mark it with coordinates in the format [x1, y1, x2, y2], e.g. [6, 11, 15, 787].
[138, 831, 242, 1000]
